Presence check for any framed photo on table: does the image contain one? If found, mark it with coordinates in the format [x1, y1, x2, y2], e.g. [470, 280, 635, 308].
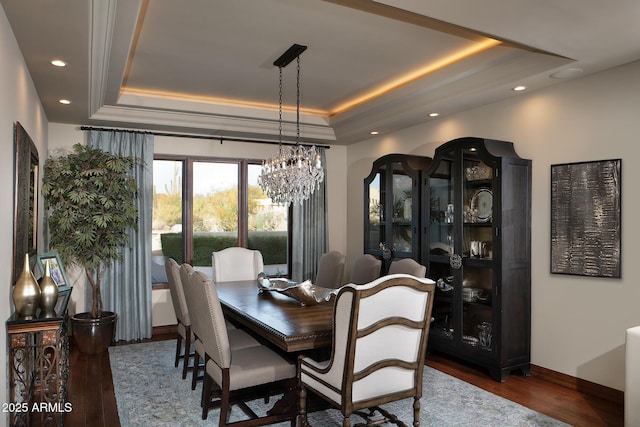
[36, 252, 70, 289]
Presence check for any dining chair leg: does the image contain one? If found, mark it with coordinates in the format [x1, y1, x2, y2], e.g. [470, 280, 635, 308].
[219, 371, 231, 426]
[201, 369, 211, 412]
[298, 384, 308, 427]
[413, 396, 420, 426]
[174, 334, 182, 368]
[287, 377, 297, 427]
[182, 326, 191, 379]
[191, 352, 200, 390]
[342, 416, 351, 427]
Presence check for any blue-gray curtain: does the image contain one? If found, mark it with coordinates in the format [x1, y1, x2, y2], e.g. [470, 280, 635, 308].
[291, 147, 328, 282]
[89, 130, 154, 342]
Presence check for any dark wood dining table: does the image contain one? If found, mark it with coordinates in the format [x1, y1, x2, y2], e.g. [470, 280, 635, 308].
[215, 279, 335, 353]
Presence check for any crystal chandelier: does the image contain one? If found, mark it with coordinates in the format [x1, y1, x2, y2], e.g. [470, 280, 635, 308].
[259, 44, 324, 206]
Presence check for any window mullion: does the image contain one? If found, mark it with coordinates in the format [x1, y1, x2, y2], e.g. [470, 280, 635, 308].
[184, 158, 194, 265]
[238, 160, 248, 247]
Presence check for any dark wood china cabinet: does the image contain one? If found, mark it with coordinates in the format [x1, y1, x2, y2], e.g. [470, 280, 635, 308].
[364, 154, 431, 273]
[422, 137, 531, 381]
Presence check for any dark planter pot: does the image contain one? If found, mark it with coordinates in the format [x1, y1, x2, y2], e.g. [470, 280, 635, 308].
[71, 311, 117, 354]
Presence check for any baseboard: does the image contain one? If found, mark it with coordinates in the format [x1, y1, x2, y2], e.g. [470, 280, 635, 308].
[530, 364, 623, 405]
[152, 324, 177, 337]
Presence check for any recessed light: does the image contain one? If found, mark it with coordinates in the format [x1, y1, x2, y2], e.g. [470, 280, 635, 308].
[51, 59, 67, 67]
[370, 131, 379, 135]
[512, 85, 526, 91]
[429, 112, 439, 117]
[58, 99, 71, 105]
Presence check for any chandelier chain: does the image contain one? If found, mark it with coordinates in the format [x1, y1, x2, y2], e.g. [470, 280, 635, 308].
[296, 56, 300, 144]
[278, 67, 283, 149]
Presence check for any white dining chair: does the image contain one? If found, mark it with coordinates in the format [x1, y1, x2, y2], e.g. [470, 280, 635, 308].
[298, 274, 436, 426]
[179, 263, 261, 392]
[183, 265, 297, 425]
[212, 247, 264, 281]
[315, 250, 345, 289]
[350, 254, 382, 285]
[165, 257, 194, 380]
[388, 258, 427, 277]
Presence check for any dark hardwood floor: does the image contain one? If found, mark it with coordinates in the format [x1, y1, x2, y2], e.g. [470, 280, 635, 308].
[65, 331, 624, 427]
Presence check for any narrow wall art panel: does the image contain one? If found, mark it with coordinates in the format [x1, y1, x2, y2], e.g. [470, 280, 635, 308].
[550, 159, 621, 278]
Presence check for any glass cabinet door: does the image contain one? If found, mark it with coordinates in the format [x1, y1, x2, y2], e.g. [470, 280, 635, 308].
[365, 169, 384, 254]
[461, 149, 494, 351]
[364, 154, 430, 268]
[390, 162, 414, 256]
[426, 145, 495, 352]
[426, 150, 455, 340]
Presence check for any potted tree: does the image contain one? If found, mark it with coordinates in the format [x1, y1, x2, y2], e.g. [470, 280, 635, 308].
[42, 143, 139, 354]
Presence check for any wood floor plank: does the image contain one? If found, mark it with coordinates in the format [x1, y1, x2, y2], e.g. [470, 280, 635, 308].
[84, 352, 106, 426]
[99, 349, 121, 426]
[65, 345, 86, 426]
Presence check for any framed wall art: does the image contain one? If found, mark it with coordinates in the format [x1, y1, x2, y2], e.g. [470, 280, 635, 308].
[12, 122, 39, 283]
[550, 159, 621, 278]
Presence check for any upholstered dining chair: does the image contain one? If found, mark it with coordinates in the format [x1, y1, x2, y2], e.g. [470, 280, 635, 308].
[350, 254, 382, 285]
[387, 258, 427, 278]
[182, 265, 297, 426]
[165, 257, 195, 380]
[212, 247, 265, 281]
[179, 263, 262, 392]
[315, 250, 345, 289]
[298, 273, 436, 427]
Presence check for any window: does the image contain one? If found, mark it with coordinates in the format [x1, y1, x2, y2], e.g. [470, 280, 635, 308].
[152, 156, 289, 281]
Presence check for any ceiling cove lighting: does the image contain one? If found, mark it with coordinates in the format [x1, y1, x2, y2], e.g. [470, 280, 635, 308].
[258, 44, 324, 207]
[330, 38, 501, 116]
[122, 87, 327, 116]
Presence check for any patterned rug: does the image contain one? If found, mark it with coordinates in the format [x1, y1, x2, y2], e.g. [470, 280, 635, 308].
[109, 340, 569, 427]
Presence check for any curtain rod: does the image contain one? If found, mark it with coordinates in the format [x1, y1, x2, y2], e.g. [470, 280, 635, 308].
[79, 126, 331, 149]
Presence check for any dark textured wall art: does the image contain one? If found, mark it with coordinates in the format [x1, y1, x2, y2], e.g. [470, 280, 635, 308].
[550, 159, 621, 278]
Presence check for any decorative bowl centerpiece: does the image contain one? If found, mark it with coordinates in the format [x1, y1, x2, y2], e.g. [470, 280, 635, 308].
[256, 273, 339, 306]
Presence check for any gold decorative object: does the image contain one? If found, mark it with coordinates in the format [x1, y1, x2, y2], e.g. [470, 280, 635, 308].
[39, 260, 59, 316]
[12, 253, 41, 318]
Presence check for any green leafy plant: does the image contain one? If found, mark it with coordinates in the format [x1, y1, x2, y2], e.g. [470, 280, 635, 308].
[41, 144, 139, 318]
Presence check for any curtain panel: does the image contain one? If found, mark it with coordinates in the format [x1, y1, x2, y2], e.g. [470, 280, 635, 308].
[89, 130, 154, 342]
[291, 147, 328, 283]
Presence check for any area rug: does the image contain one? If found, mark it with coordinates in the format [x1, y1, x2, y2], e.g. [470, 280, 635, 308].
[109, 340, 569, 427]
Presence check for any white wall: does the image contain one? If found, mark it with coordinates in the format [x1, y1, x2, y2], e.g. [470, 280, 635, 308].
[345, 59, 640, 391]
[1, 3, 49, 418]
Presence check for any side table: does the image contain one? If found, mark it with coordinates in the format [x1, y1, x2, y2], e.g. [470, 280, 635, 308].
[6, 288, 72, 427]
